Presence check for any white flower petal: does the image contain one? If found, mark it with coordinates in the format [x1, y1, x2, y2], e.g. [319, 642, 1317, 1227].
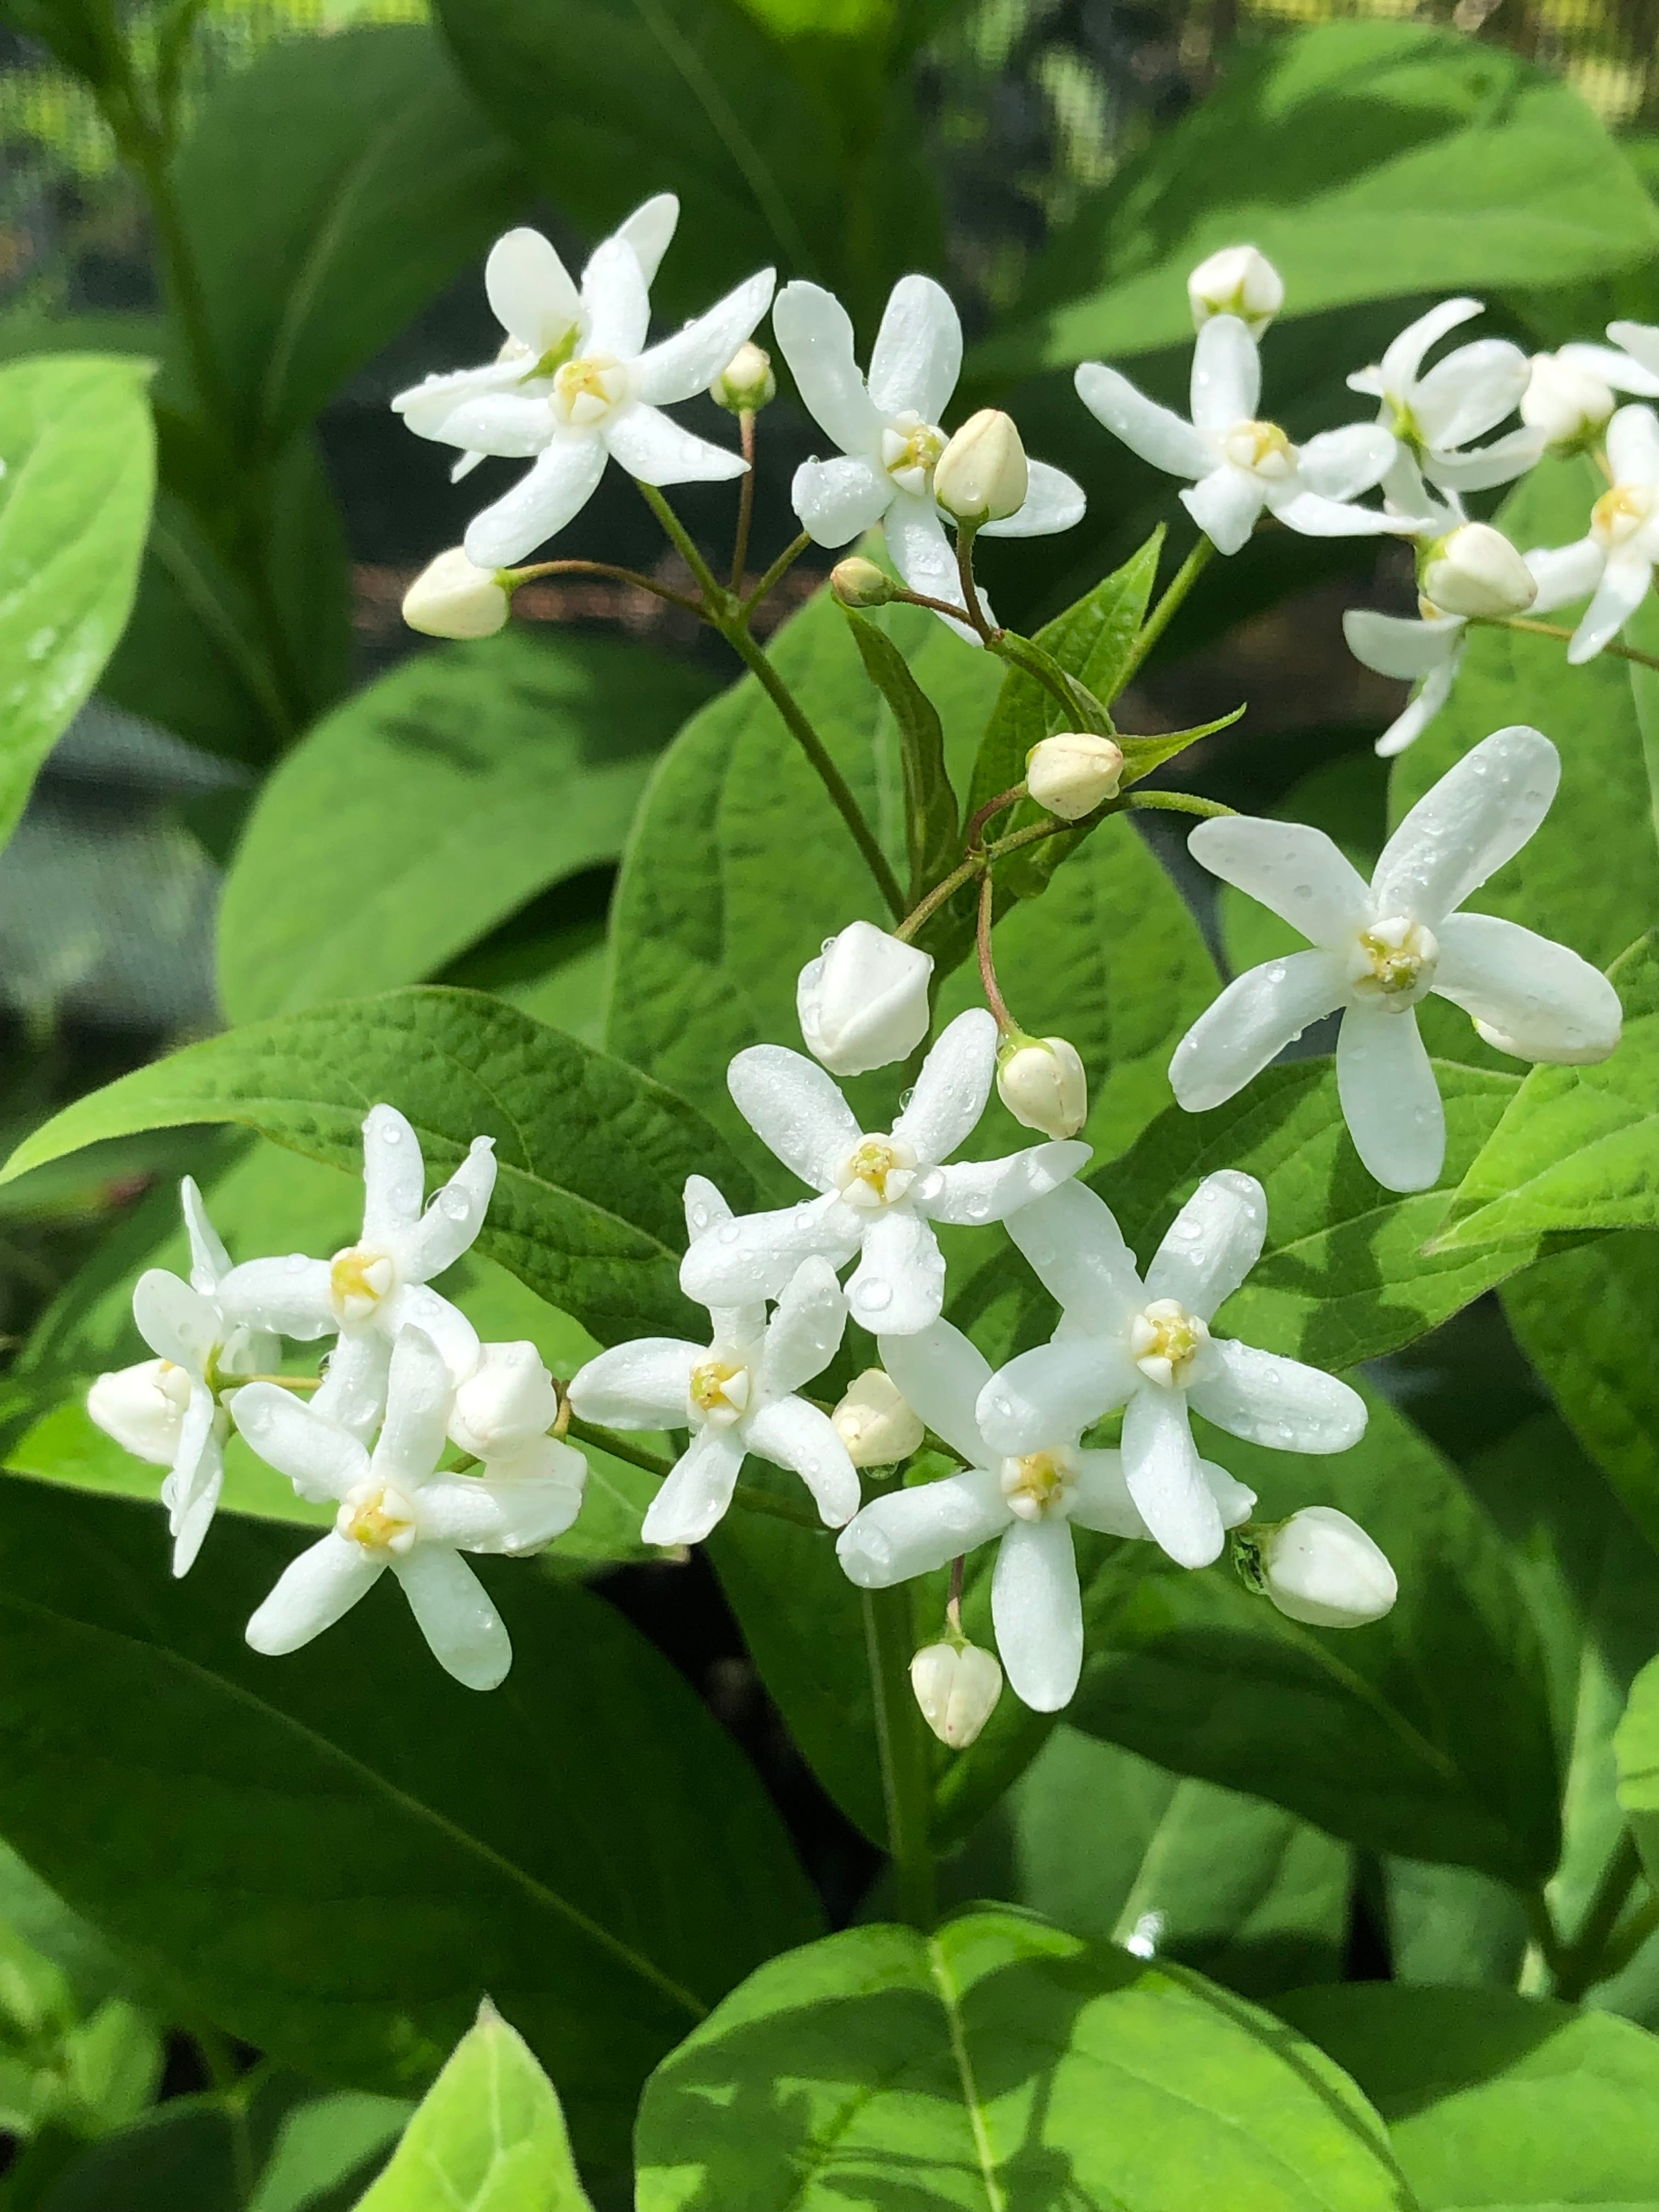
[166, 1393, 222, 1578]
[1379, 298, 1482, 395]
[1434, 912, 1622, 1064]
[1068, 1448, 1151, 1538]
[757, 1256, 847, 1401]
[684, 1172, 732, 1244]
[991, 1517, 1082, 1711]
[1336, 1004, 1444, 1192]
[1266, 487, 1403, 539]
[1188, 1336, 1367, 1453]
[312, 1329, 392, 1443]
[1375, 653, 1462, 760]
[424, 392, 555, 459]
[605, 403, 746, 486]
[772, 280, 883, 455]
[230, 1383, 369, 1504]
[1168, 950, 1346, 1113]
[878, 1318, 994, 1466]
[1189, 313, 1259, 433]
[462, 436, 608, 569]
[729, 1043, 864, 1189]
[392, 1546, 511, 1691]
[369, 1327, 453, 1489]
[486, 228, 580, 354]
[379, 1284, 480, 1389]
[922, 1142, 1091, 1226]
[132, 1269, 219, 1375]
[1412, 338, 1529, 450]
[977, 458, 1085, 539]
[641, 1426, 745, 1546]
[1203, 1458, 1257, 1528]
[680, 1193, 860, 1307]
[1180, 465, 1265, 556]
[1145, 1169, 1267, 1321]
[415, 1457, 585, 1555]
[867, 274, 961, 424]
[614, 193, 679, 286]
[1187, 816, 1372, 947]
[1424, 427, 1544, 492]
[393, 1138, 496, 1284]
[1297, 424, 1395, 502]
[1607, 402, 1659, 486]
[246, 1533, 385, 1656]
[579, 235, 651, 359]
[790, 454, 892, 548]
[1606, 321, 1659, 379]
[1004, 1181, 1145, 1336]
[1120, 1389, 1224, 1568]
[741, 1396, 859, 1527]
[1570, 552, 1652, 663]
[392, 359, 529, 442]
[893, 1007, 997, 1163]
[1371, 723, 1559, 924]
[567, 1338, 703, 1429]
[835, 1466, 1009, 1586]
[358, 1103, 426, 1242]
[845, 1207, 945, 1335]
[1563, 340, 1659, 397]
[180, 1176, 230, 1295]
[1526, 536, 1605, 613]
[1344, 608, 1464, 682]
[1074, 363, 1212, 481]
[975, 1336, 1138, 1457]
[883, 492, 972, 620]
[633, 268, 776, 407]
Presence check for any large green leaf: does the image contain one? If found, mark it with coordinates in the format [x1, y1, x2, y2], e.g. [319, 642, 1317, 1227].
[1616, 1657, 1659, 1894]
[974, 23, 1659, 379]
[354, 2001, 591, 2211]
[1072, 1387, 1561, 1886]
[635, 1909, 1408, 2210]
[1278, 1984, 1659, 2209]
[0, 1480, 821, 2179]
[218, 632, 712, 1022]
[0, 354, 154, 850]
[0, 989, 753, 1347]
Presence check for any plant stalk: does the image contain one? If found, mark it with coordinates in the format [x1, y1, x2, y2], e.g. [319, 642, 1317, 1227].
[1491, 614, 1659, 676]
[863, 1582, 937, 1928]
[1114, 534, 1215, 696]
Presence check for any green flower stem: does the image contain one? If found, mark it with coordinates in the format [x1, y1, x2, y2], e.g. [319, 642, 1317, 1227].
[1487, 614, 1659, 676]
[1118, 788, 1237, 821]
[730, 409, 758, 590]
[1113, 534, 1216, 697]
[1551, 1831, 1646, 2001]
[863, 1579, 938, 1929]
[953, 522, 995, 642]
[740, 530, 812, 619]
[563, 1415, 822, 1531]
[976, 870, 1015, 1035]
[510, 557, 703, 614]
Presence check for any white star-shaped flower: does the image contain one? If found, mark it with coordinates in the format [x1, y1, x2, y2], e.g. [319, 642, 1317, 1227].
[392, 204, 774, 569]
[233, 1324, 585, 1690]
[1521, 338, 1659, 450]
[1528, 404, 1659, 664]
[1170, 725, 1623, 1190]
[218, 1104, 496, 1424]
[569, 1177, 857, 1545]
[976, 1171, 1364, 1572]
[837, 1315, 1255, 1711]
[680, 1009, 1091, 1336]
[1348, 298, 1543, 507]
[771, 275, 1084, 630]
[1075, 313, 1408, 555]
[87, 1177, 278, 1577]
[1344, 539, 1604, 756]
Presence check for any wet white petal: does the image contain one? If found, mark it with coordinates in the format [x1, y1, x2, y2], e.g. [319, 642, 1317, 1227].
[1188, 1337, 1367, 1453]
[230, 1384, 369, 1504]
[415, 1457, 585, 1555]
[1607, 402, 1659, 486]
[392, 1546, 511, 1691]
[641, 1426, 744, 1546]
[1375, 652, 1462, 760]
[486, 228, 580, 354]
[1344, 608, 1465, 683]
[791, 454, 892, 547]
[180, 1176, 230, 1295]
[772, 281, 883, 455]
[992, 1517, 1083, 1711]
[846, 1207, 945, 1335]
[867, 274, 961, 424]
[1526, 536, 1605, 613]
[1181, 466, 1266, 555]
[131, 1269, 219, 1375]
[605, 404, 747, 486]
[394, 1137, 496, 1283]
[923, 1142, 1090, 1227]
[166, 1392, 222, 1578]
[358, 1103, 427, 1242]
[1145, 1169, 1268, 1321]
[1004, 1181, 1145, 1336]
[1297, 424, 1395, 502]
[379, 1283, 480, 1389]
[633, 268, 776, 407]
[218, 1255, 335, 1341]
[580, 235, 651, 358]
[1190, 313, 1259, 431]
[1187, 816, 1372, 947]
[246, 1533, 385, 1656]
[369, 1327, 452, 1490]
[1068, 1449, 1152, 1538]
[1371, 723, 1559, 924]
[1413, 338, 1529, 450]
[728, 1043, 864, 1188]
[878, 1318, 994, 1466]
[614, 193, 679, 286]
[1121, 1389, 1224, 1568]
[884, 492, 978, 630]
[1168, 950, 1346, 1114]
[462, 436, 608, 568]
[1425, 426, 1543, 492]
[893, 1008, 997, 1163]
[567, 1338, 702, 1429]
[742, 1396, 859, 1527]
[1570, 552, 1652, 663]
[757, 1256, 847, 1401]
[836, 1466, 1009, 1586]
[1074, 363, 1212, 480]
[1379, 297, 1482, 394]
[978, 459, 1086, 540]
[680, 1193, 861, 1308]
[1434, 912, 1622, 1063]
[976, 1336, 1137, 1457]
[1266, 487, 1404, 539]
[1336, 1003, 1444, 1192]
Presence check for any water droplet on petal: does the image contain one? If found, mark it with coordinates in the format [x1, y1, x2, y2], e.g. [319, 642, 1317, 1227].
[1267, 964, 1286, 985]
[688, 1204, 709, 1232]
[717, 1221, 741, 1246]
[899, 1087, 916, 1111]
[438, 1189, 469, 1221]
[856, 1278, 894, 1314]
[285, 1254, 306, 1274]
[1293, 881, 1313, 900]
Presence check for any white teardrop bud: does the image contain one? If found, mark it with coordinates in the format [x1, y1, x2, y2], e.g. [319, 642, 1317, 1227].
[996, 1035, 1087, 1139]
[88, 1358, 194, 1465]
[832, 1369, 924, 1468]
[710, 341, 776, 413]
[831, 556, 896, 608]
[910, 1640, 1003, 1748]
[797, 921, 933, 1077]
[1260, 1507, 1397, 1628]
[1025, 731, 1125, 821]
[402, 548, 510, 639]
[449, 1341, 560, 1460]
[932, 410, 1029, 526]
[1419, 523, 1537, 620]
[1187, 245, 1284, 336]
[1521, 350, 1616, 450]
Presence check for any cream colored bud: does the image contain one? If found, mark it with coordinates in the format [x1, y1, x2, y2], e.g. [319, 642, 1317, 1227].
[933, 409, 1029, 525]
[1259, 1507, 1397, 1628]
[1419, 523, 1537, 620]
[88, 1358, 193, 1465]
[402, 548, 510, 640]
[1521, 350, 1615, 450]
[1187, 245, 1285, 336]
[831, 557, 896, 608]
[910, 1640, 1003, 1748]
[1025, 731, 1124, 821]
[832, 1369, 924, 1468]
[798, 921, 933, 1077]
[710, 341, 776, 413]
[997, 1035, 1087, 1139]
[449, 1341, 560, 1460]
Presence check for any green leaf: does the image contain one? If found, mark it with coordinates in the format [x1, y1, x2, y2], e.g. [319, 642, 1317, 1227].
[0, 988, 751, 1347]
[24, 2096, 242, 2212]
[218, 632, 712, 1022]
[635, 1909, 1408, 2211]
[842, 607, 959, 910]
[974, 23, 1659, 379]
[1436, 934, 1659, 1252]
[1072, 1386, 1561, 1886]
[1616, 1657, 1659, 1894]
[1381, 1859, 1528, 1993]
[0, 354, 154, 851]
[1278, 1984, 1659, 2210]
[249, 2091, 413, 2212]
[0, 1480, 822, 2179]
[353, 2000, 591, 2211]
[168, 24, 526, 452]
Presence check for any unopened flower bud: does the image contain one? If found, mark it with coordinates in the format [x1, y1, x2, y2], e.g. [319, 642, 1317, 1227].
[402, 548, 510, 640]
[997, 1034, 1087, 1139]
[831, 557, 896, 608]
[449, 1341, 560, 1460]
[797, 921, 933, 1077]
[910, 1639, 1003, 1748]
[832, 1369, 924, 1468]
[1187, 245, 1284, 336]
[1521, 350, 1615, 451]
[710, 341, 775, 413]
[1243, 1507, 1397, 1628]
[88, 1358, 193, 1465]
[1419, 523, 1537, 620]
[933, 410, 1029, 526]
[1025, 731, 1124, 821]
